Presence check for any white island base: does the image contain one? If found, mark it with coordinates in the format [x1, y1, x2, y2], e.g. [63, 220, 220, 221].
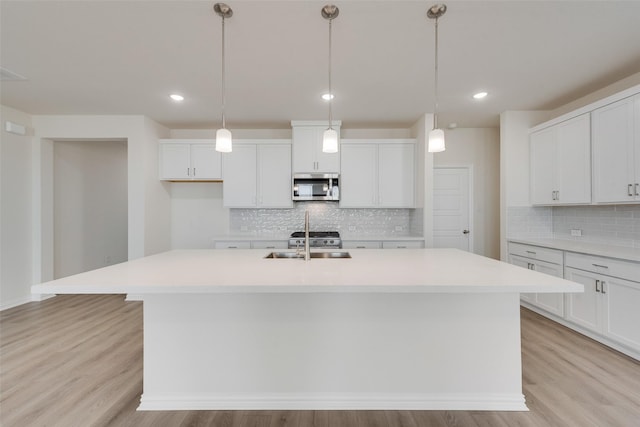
[139, 292, 525, 411]
[32, 249, 582, 412]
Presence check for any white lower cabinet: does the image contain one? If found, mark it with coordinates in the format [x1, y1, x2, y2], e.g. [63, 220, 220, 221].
[342, 241, 382, 249]
[214, 241, 251, 249]
[250, 240, 288, 250]
[508, 240, 640, 359]
[564, 253, 640, 353]
[382, 240, 424, 249]
[507, 243, 564, 317]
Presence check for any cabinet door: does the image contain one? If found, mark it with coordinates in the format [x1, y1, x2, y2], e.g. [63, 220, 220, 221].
[531, 260, 564, 317]
[602, 275, 640, 352]
[564, 267, 601, 333]
[223, 145, 257, 207]
[292, 126, 340, 173]
[530, 127, 557, 205]
[159, 143, 191, 179]
[509, 254, 536, 304]
[634, 94, 640, 198]
[292, 127, 317, 173]
[556, 114, 591, 204]
[190, 144, 222, 180]
[315, 129, 341, 173]
[258, 144, 293, 208]
[340, 144, 377, 207]
[592, 97, 636, 203]
[378, 143, 415, 208]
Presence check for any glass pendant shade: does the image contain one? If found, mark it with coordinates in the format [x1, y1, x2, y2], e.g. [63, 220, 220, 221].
[428, 128, 445, 153]
[322, 128, 339, 153]
[215, 128, 232, 153]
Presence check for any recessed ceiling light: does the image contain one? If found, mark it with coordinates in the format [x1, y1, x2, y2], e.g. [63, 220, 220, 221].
[473, 91, 488, 100]
[169, 94, 184, 101]
[322, 93, 334, 101]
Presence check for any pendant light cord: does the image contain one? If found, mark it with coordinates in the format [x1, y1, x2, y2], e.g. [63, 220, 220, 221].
[221, 15, 226, 130]
[433, 16, 439, 130]
[328, 17, 333, 130]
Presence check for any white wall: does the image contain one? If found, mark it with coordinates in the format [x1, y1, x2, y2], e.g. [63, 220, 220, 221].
[31, 115, 170, 285]
[53, 140, 128, 278]
[499, 111, 550, 261]
[0, 106, 34, 309]
[433, 128, 500, 259]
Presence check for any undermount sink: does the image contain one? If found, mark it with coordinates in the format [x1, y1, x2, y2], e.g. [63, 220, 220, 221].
[264, 251, 351, 259]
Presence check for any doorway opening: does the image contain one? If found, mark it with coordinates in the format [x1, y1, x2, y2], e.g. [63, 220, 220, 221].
[53, 139, 128, 279]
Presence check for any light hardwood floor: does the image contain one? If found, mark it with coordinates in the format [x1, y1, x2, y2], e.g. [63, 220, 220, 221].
[1, 294, 639, 427]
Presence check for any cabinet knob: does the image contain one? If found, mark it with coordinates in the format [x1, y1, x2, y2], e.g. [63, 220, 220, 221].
[628, 184, 634, 197]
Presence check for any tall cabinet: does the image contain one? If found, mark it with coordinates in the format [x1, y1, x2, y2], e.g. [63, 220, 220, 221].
[592, 94, 640, 203]
[222, 140, 292, 208]
[340, 140, 415, 208]
[530, 114, 591, 205]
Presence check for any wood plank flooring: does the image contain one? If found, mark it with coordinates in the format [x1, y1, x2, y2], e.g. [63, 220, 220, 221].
[1, 294, 639, 427]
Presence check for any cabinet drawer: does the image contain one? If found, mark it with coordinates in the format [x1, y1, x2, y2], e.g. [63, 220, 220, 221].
[508, 242, 563, 265]
[382, 240, 424, 249]
[565, 252, 640, 283]
[342, 241, 382, 249]
[214, 241, 251, 249]
[250, 240, 288, 249]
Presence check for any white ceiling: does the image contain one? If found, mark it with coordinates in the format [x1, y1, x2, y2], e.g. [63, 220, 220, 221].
[2, 1, 640, 130]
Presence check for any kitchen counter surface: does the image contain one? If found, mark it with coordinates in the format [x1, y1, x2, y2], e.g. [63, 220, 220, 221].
[507, 238, 640, 263]
[32, 248, 581, 295]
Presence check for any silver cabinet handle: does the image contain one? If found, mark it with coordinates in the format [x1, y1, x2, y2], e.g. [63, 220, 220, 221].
[526, 250, 536, 255]
[187, 167, 190, 176]
[592, 263, 609, 269]
[595, 279, 601, 293]
[628, 184, 634, 197]
[636, 183, 639, 196]
[193, 167, 196, 176]
[463, 230, 470, 234]
[601, 281, 606, 294]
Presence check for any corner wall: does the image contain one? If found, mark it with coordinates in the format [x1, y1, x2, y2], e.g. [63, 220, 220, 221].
[0, 106, 34, 309]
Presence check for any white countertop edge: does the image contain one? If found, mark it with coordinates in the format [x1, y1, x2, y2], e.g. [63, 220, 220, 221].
[31, 283, 581, 295]
[507, 238, 640, 263]
[213, 235, 425, 242]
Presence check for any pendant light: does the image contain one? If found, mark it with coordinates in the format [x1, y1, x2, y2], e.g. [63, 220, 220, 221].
[427, 4, 446, 153]
[322, 4, 339, 153]
[214, 3, 233, 153]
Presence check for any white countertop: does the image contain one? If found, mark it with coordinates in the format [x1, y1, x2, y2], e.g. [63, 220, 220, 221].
[32, 248, 582, 295]
[508, 238, 640, 263]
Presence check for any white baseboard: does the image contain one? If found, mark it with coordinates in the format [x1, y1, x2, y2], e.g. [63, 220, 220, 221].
[138, 393, 528, 412]
[0, 293, 55, 311]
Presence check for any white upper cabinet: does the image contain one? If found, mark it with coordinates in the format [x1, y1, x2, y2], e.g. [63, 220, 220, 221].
[159, 139, 222, 181]
[340, 140, 415, 208]
[530, 114, 591, 205]
[592, 94, 640, 203]
[291, 123, 341, 173]
[223, 141, 292, 209]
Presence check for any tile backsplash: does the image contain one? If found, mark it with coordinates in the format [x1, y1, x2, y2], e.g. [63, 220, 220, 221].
[230, 202, 423, 237]
[508, 204, 640, 248]
[553, 205, 640, 248]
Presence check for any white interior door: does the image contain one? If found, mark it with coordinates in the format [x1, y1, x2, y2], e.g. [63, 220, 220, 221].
[433, 167, 471, 251]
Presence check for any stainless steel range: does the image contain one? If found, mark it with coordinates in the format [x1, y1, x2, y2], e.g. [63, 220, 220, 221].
[288, 231, 342, 249]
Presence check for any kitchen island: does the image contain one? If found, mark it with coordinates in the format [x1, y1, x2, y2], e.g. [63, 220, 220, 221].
[32, 248, 582, 411]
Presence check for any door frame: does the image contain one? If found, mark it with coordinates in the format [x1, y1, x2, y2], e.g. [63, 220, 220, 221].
[433, 165, 474, 253]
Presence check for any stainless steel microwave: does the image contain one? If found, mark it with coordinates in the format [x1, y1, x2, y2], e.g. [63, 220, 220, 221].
[292, 173, 339, 201]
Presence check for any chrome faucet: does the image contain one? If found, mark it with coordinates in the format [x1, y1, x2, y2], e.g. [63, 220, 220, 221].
[304, 210, 310, 260]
